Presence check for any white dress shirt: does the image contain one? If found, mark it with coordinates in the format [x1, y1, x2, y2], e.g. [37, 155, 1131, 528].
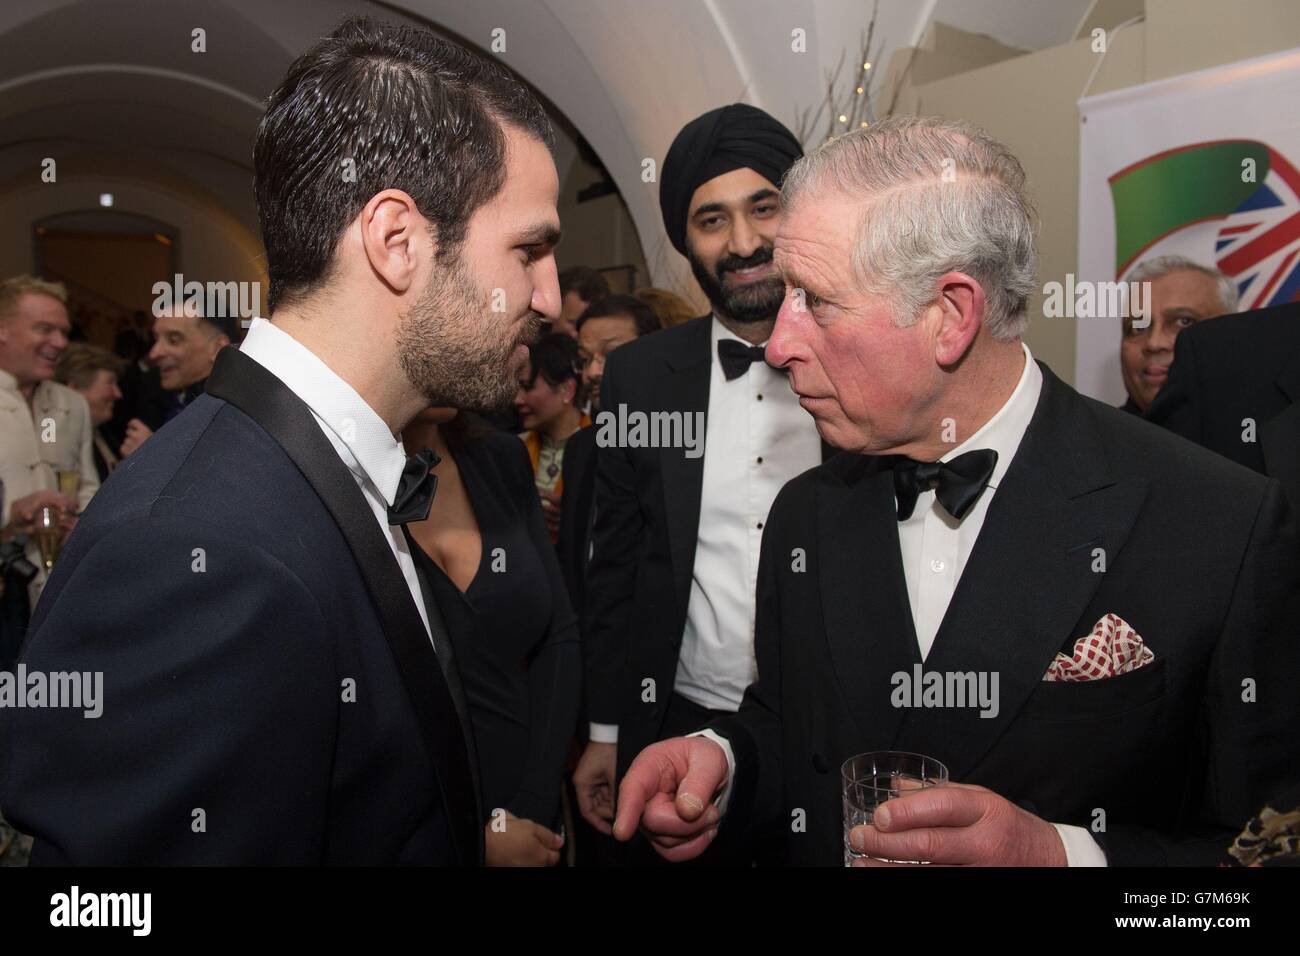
[699, 344, 1106, 866]
[238, 317, 431, 639]
[588, 316, 822, 743]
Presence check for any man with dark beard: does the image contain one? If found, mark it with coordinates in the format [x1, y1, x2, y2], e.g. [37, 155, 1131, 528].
[0, 17, 560, 864]
[572, 104, 830, 863]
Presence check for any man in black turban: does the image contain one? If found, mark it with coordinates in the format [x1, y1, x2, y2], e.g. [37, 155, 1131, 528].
[658, 104, 803, 331]
[573, 104, 828, 867]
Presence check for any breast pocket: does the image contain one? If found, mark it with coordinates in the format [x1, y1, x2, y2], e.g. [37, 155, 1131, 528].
[1020, 657, 1168, 722]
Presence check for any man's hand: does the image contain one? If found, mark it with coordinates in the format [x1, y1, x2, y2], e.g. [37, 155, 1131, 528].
[120, 418, 154, 457]
[539, 488, 561, 537]
[613, 735, 728, 863]
[484, 810, 564, 867]
[573, 740, 617, 834]
[6, 490, 78, 532]
[848, 782, 1068, 866]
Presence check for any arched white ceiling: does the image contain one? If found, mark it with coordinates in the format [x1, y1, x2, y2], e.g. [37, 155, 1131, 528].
[0, 0, 1094, 287]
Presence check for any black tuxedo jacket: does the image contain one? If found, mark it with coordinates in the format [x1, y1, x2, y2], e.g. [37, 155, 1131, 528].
[1145, 302, 1300, 508]
[709, 362, 1300, 866]
[0, 347, 482, 864]
[584, 315, 833, 775]
[557, 422, 598, 619]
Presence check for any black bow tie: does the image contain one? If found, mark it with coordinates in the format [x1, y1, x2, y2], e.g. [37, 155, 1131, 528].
[893, 449, 998, 522]
[717, 339, 770, 381]
[387, 447, 441, 525]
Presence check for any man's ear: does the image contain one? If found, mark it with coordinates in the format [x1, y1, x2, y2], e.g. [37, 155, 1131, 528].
[932, 272, 985, 367]
[562, 377, 578, 404]
[358, 189, 425, 295]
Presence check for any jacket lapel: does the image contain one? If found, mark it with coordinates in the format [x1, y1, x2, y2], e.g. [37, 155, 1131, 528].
[205, 346, 482, 864]
[1261, 351, 1300, 492]
[655, 317, 712, 620]
[894, 364, 1147, 779]
[818, 455, 921, 749]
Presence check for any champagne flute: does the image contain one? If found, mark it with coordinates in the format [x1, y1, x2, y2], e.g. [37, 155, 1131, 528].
[34, 505, 62, 573]
[56, 468, 81, 501]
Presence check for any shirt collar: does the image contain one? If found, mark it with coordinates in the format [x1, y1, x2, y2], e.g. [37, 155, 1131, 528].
[238, 317, 409, 506]
[942, 342, 1042, 491]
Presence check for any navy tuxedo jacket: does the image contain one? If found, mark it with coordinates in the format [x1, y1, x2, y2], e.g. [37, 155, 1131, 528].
[1, 347, 481, 864]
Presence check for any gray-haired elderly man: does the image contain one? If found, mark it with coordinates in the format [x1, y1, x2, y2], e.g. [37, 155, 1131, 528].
[613, 116, 1300, 867]
[1119, 255, 1238, 414]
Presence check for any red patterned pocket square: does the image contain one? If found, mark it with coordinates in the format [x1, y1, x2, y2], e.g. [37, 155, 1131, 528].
[1043, 613, 1154, 682]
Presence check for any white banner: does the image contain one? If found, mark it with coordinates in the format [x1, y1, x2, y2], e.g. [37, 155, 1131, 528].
[1076, 46, 1300, 402]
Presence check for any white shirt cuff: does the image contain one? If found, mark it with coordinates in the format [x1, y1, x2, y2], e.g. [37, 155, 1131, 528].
[588, 722, 618, 744]
[1053, 823, 1108, 866]
[687, 729, 736, 815]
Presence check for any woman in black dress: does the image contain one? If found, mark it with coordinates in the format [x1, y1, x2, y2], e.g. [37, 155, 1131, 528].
[402, 407, 580, 866]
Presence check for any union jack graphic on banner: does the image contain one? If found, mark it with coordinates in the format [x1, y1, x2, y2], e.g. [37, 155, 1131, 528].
[1214, 148, 1300, 309]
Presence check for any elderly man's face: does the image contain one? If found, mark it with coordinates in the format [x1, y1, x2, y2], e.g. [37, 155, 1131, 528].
[767, 192, 941, 454]
[1120, 269, 1226, 411]
[149, 310, 226, 391]
[0, 293, 71, 385]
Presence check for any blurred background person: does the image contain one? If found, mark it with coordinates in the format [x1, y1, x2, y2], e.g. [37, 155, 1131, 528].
[402, 406, 580, 866]
[516, 332, 588, 541]
[108, 309, 169, 449]
[118, 300, 236, 458]
[555, 265, 610, 339]
[1119, 255, 1237, 414]
[0, 275, 97, 617]
[113, 308, 152, 367]
[634, 286, 697, 329]
[561, 293, 661, 612]
[56, 343, 127, 483]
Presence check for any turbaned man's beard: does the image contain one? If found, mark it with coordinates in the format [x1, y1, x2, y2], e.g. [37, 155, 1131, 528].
[688, 244, 785, 324]
[397, 254, 543, 414]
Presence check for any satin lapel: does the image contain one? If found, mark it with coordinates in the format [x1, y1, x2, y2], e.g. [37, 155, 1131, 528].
[818, 456, 920, 749]
[1261, 352, 1300, 491]
[205, 346, 482, 864]
[895, 365, 1147, 780]
[655, 319, 712, 620]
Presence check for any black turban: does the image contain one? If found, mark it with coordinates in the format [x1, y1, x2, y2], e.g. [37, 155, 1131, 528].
[659, 103, 804, 257]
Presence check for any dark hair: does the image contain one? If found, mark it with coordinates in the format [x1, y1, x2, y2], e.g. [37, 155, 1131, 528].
[558, 266, 610, 304]
[440, 409, 494, 450]
[194, 309, 240, 344]
[522, 331, 580, 389]
[254, 16, 554, 313]
[575, 293, 660, 337]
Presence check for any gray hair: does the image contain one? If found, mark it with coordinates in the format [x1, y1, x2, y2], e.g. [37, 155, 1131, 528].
[780, 116, 1038, 342]
[1127, 255, 1238, 315]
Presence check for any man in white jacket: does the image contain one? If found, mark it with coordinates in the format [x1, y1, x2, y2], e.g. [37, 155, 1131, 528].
[0, 275, 99, 612]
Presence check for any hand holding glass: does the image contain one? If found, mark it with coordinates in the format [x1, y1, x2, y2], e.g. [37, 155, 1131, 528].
[842, 751, 949, 866]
